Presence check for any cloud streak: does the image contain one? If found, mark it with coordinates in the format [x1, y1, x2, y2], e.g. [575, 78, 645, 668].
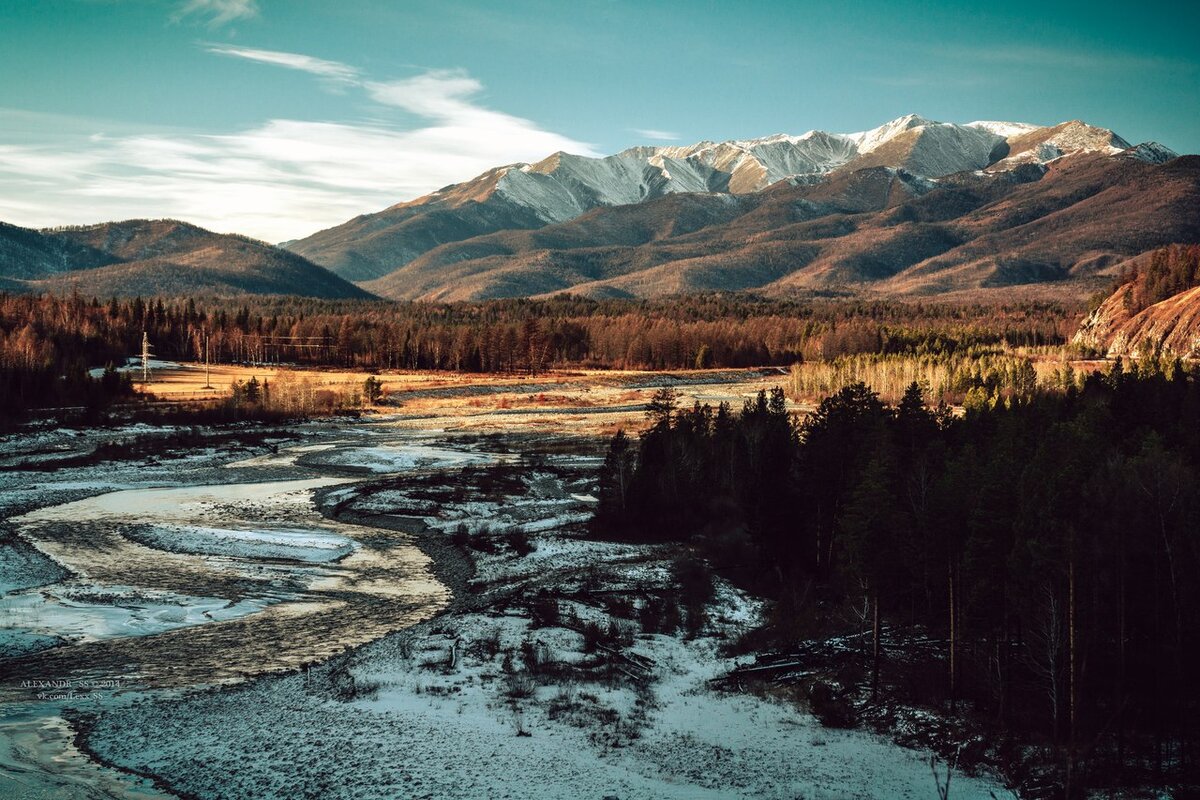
[176, 0, 259, 27]
[0, 51, 597, 242]
[632, 128, 680, 141]
[206, 44, 360, 83]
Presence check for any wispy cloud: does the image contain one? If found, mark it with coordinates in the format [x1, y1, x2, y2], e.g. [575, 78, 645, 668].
[175, 0, 259, 27]
[0, 51, 597, 242]
[366, 70, 487, 117]
[632, 128, 680, 141]
[206, 44, 360, 84]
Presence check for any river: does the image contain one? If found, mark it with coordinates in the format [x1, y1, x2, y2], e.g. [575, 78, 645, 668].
[0, 425, 482, 799]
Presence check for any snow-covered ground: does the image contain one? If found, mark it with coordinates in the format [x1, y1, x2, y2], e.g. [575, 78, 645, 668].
[0, 419, 1015, 798]
[300, 441, 503, 474]
[87, 612, 1011, 799]
[79, 446, 1013, 799]
[87, 357, 182, 378]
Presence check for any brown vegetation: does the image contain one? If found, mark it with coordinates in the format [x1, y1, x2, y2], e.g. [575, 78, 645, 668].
[360, 155, 1199, 301]
[1074, 245, 1200, 357]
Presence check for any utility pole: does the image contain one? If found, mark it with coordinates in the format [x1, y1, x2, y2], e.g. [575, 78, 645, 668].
[141, 331, 153, 384]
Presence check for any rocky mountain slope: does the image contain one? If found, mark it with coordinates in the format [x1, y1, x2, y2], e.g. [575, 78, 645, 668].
[1075, 283, 1200, 359]
[363, 152, 1199, 301]
[1074, 245, 1200, 357]
[0, 220, 372, 299]
[288, 114, 1176, 288]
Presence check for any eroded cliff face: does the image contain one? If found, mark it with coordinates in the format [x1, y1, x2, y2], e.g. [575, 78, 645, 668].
[1074, 283, 1136, 354]
[1074, 282, 1200, 358]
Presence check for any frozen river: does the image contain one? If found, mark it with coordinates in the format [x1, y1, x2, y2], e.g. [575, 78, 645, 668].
[0, 425, 487, 798]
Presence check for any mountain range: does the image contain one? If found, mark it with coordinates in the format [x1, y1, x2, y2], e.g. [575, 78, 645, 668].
[0, 115, 1194, 301]
[285, 115, 1192, 301]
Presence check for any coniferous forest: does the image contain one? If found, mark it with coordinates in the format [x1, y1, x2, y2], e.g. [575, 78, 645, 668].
[594, 366, 1200, 792]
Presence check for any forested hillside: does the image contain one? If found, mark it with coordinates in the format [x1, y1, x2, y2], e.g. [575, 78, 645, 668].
[0, 219, 372, 299]
[594, 368, 1200, 793]
[1074, 245, 1200, 357]
[1121, 244, 1200, 314]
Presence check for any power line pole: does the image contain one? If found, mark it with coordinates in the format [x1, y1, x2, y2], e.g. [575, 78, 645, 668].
[141, 331, 153, 384]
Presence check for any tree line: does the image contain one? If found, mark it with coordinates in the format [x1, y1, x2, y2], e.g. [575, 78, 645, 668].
[1101, 244, 1200, 315]
[594, 362, 1200, 794]
[1133, 244, 1200, 312]
[0, 291, 1077, 420]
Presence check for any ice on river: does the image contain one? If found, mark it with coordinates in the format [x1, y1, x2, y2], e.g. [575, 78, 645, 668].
[305, 443, 501, 474]
[131, 524, 355, 563]
[13, 477, 350, 527]
[1, 584, 271, 646]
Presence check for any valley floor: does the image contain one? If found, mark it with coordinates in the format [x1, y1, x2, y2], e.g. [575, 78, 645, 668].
[0, 370, 1012, 799]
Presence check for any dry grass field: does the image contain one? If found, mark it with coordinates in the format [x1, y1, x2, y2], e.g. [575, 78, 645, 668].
[138, 361, 429, 402]
[134, 361, 794, 437]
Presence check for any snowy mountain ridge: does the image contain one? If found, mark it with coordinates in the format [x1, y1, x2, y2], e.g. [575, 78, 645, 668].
[285, 114, 1179, 282]
[449, 115, 1171, 225]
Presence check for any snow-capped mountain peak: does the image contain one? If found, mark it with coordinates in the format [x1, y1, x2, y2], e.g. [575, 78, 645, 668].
[417, 115, 1143, 229]
[966, 120, 1041, 138]
[1124, 141, 1178, 164]
[354, 114, 1155, 270]
[288, 114, 1179, 285]
[849, 113, 937, 153]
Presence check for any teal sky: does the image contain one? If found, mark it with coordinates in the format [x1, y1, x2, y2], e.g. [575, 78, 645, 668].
[0, 0, 1196, 240]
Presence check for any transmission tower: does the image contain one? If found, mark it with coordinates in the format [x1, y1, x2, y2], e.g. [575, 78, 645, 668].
[141, 331, 153, 384]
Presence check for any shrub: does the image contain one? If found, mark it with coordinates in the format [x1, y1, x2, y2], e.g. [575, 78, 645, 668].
[530, 594, 560, 628]
[808, 680, 857, 728]
[638, 596, 681, 634]
[547, 684, 579, 720]
[506, 527, 536, 556]
[475, 627, 503, 659]
[672, 556, 715, 609]
[605, 595, 636, 619]
[606, 619, 633, 648]
[584, 618, 633, 652]
[463, 524, 500, 554]
[581, 621, 606, 653]
[506, 672, 536, 699]
[327, 662, 381, 702]
[672, 556, 715, 636]
[521, 640, 553, 673]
